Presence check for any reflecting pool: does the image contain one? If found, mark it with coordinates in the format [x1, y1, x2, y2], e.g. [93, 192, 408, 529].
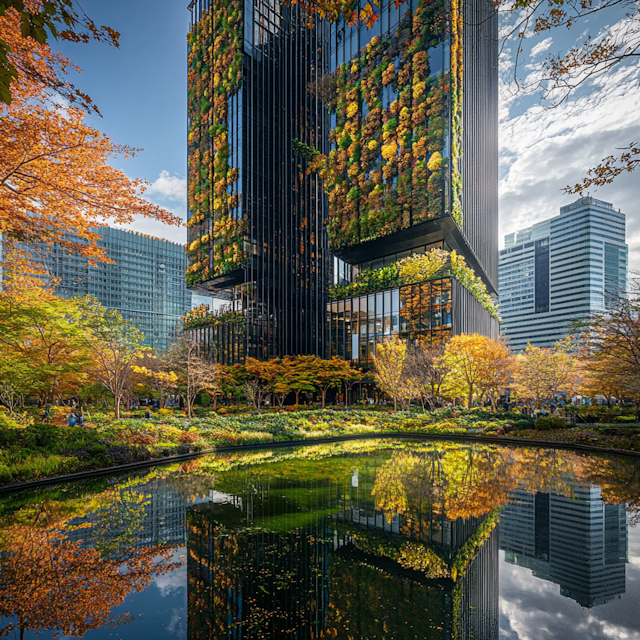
[1, 439, 639, 639]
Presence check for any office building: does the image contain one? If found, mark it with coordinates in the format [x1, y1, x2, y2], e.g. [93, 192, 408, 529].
[500, 487, 628, 608]
[22, 227, 191, 350]
[185, 0, 499, 364]
[499, 196, 628, 351]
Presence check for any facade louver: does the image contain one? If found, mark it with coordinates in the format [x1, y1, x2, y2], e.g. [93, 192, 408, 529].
[185, 0, 499, 364]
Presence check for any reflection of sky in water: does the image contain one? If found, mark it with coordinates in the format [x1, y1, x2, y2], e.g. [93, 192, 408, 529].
[3, 443, 640, 639]
[499, 524, 640, 639]
[4, 551, 188, 640]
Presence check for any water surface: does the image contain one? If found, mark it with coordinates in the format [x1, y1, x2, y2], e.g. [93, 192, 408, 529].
[1, 439, 639, 639]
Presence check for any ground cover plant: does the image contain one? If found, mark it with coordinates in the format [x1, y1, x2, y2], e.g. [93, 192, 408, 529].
[2, 406, 640, 487]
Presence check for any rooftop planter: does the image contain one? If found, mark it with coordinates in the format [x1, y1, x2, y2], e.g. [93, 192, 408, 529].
[329, 249, 499, 320]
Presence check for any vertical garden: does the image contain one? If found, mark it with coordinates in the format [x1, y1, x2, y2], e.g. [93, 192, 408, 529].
[187, 0, 245, 286]
[308, 0, 463, 251]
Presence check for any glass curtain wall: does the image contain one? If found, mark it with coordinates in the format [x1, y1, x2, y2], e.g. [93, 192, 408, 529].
[329, 277, 452, 366]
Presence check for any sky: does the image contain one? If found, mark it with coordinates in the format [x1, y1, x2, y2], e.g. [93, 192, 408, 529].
[55, 0, 640, 269]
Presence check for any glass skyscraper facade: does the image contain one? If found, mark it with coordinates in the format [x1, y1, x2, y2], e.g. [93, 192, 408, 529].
[185, 0, 499, 364]
[16, 227, 192, 350]
[500, 487, 628, 608]
[499, 196, 628, 351]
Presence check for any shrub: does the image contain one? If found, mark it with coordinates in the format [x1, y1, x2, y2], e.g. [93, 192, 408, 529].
[535, 417, 553, 431]
[535, 415, 564, 431]
[615, 416, 637, 424]
[178, 431, 203, 444]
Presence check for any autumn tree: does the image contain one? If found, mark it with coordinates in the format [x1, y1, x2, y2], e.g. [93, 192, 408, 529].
[511, 343, 574, 406]
[315, 356, 360, 408]
[373, 337, 415, 410]
[82, 299, 149, 419]
[0, 0, 119, 107]
[474, 339, 511, 410]
[0, 278, 92, 403]
[497, 0, 640, 190]
[167, 336, 222, 417]
[580, 277, 640, 417]
[245, 357, 284, 409]
[287, 355, 320, 406]
[0, 7, 179, 271]
[405, 340, 452, 412]
[132, 353, 178, 409]
[444, 334, 511, 408]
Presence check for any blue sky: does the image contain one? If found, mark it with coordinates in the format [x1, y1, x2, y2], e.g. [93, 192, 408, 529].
[55, 1, 640, 268]
[55, 0, 190, 245]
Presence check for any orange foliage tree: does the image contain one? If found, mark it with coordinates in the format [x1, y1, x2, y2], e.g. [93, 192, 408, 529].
[0, 520, 181, 638]
[0, 8, 180, 267]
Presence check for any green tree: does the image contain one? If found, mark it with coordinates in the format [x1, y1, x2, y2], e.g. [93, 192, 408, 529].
[81, 299, 149, 419]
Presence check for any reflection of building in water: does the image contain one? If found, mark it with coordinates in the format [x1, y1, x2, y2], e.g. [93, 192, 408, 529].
[65, 478, 211, 548]
[135, 479, 187, 546]
[500, 487, 627, 608]
[186, 472, 500, 639]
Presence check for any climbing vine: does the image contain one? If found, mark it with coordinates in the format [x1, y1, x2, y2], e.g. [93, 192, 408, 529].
[306, 0, 463, 251]
[187, 0, 245, 286]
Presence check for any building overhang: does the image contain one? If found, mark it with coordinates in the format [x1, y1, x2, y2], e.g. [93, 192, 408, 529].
[331, 215, 497, 296]
[187, 266, 244, 298]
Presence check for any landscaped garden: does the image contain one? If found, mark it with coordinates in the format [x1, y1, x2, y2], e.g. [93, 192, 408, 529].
[2, 404, 640, 487]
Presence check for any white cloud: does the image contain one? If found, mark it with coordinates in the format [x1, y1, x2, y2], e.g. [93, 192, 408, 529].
[498, 27, 640, 268]
[114, 170, 188, 244]
[530, 37, 553, 58]
[146, 170, 188, 204]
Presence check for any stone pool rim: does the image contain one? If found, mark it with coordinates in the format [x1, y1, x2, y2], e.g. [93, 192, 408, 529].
[2, 431, 639, 494]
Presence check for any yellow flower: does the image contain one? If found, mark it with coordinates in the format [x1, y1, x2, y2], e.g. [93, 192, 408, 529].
[381, 141, 398, 160]
[346, 102, 359, 119]
[427, 151, 443, 172]
[367, 140, 378, 151]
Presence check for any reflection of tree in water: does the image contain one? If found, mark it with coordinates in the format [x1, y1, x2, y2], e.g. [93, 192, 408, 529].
[0, 492, 182, 638]
[371, 446, 598, 524]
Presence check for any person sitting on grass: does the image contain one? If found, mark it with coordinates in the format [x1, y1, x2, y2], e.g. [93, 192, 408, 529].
[145, 408, 154, 420]
[67, 411, 77, 426]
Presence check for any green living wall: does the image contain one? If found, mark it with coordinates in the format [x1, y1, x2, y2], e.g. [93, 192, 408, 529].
[186, 0, 245, 286]
[307, 0, 463, 251]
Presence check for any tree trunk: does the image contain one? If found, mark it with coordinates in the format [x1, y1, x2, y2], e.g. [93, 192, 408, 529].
[114, 393, 121, 419]
[295, 390, 300, 406]
[321, 389, 326, 408]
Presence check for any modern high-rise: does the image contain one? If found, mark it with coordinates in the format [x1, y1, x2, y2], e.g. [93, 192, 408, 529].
[499, 196, 628, 351]
[185, 0, 499, 364]
[7, 228, 192, 350]
[500, 487, 628, 608]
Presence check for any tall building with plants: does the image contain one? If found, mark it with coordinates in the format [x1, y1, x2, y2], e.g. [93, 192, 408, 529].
[185, 0, 499, 364]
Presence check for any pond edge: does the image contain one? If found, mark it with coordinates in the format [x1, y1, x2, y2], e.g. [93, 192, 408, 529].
[2, 431, 639, 494]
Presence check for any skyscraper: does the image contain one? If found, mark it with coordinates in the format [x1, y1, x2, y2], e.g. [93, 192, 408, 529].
[500, 487, 628, 608]
[4, 227, 192, 350]
[499, 196, 628, 351]
[185, 0, 499, 364]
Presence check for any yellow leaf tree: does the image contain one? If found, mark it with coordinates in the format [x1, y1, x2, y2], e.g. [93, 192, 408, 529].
[511, 343, 574, 406]
[373, 337, 415, 411]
